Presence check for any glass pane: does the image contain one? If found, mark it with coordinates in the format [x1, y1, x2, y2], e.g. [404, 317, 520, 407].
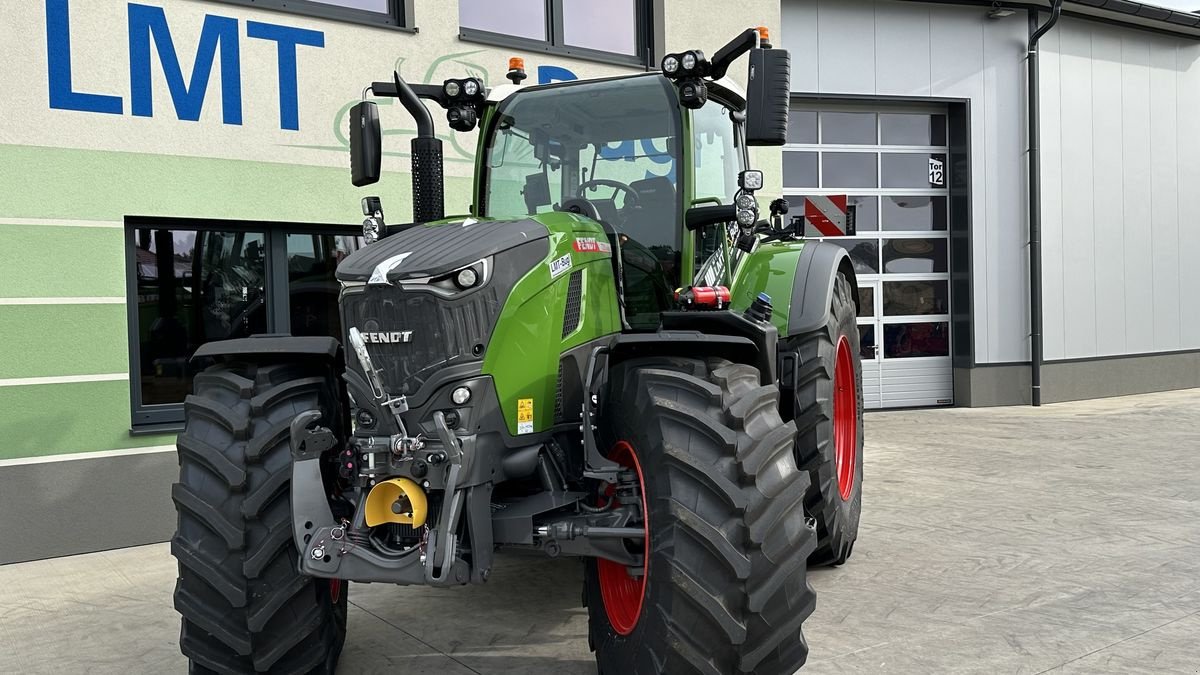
[859, 325, 877, 360]
[460, 0, 547, 40]
[823, 152, 877, 188]
[882, 280, 949, 316]
[828, 239, 880, 274]
[134, 228, 266, 406]
[692, 103, 743, 202]
[882, 196, 948, 231]
[882, 152, 947, 189]
[884, 322, 950, 358]
[821, 112, 876, 144]
[880, 113, 947, 146]
[848, 195, 878, 232]
[882, 238, 949, 273]
[857, 286, 875, 317]
[562, 0, 637, 55]
[288, 234, 360, 338]
[788, 110, 817, 144]
[783, 152, 818, 188]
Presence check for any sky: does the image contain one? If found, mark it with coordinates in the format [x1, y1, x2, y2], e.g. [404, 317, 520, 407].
[1143, 1, 1200, 10]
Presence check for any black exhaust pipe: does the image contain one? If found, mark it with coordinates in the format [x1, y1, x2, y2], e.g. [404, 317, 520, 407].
[393, 71, 445, 224]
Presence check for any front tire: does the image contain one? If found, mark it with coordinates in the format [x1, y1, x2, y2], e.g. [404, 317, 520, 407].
[786, 272, 865, 566]
[172, 361, 348, 674]
[586, 357, 817, 675]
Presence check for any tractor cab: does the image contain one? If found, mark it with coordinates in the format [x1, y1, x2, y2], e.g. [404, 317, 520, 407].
[478, 72, 747, 328]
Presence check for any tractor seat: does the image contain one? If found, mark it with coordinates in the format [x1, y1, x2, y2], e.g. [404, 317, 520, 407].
[626, 176, 676, 242]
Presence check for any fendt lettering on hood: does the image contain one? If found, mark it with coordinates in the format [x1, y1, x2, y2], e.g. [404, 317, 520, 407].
[359, 331, 414, 344]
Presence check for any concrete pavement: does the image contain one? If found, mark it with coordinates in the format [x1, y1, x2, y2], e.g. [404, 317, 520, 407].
[2, 389, 1199, 674]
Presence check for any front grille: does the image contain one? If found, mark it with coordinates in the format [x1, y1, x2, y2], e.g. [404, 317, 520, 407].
[562, 270, 583, 339]
[341, 285, 501, 396]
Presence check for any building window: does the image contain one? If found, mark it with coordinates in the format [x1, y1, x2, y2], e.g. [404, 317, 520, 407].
[459, 0, 653, 66]
[210, 0, 413, 30]
[125, 218, 360, 430]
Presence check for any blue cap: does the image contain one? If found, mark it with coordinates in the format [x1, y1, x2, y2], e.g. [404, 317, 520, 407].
[757, 292, 772, 304]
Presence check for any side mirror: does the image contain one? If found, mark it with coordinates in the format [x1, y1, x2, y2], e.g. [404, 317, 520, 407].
[745, 48, 790, 146]
[350, 101, 382, 186]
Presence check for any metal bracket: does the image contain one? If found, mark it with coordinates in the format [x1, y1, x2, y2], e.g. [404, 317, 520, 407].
[581, 345, 620, 481]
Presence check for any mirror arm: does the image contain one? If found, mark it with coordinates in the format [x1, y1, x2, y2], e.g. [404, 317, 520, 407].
[367, 77, 441, 139]
[708, 28, 759, 80]
[686, 204, 737, 231]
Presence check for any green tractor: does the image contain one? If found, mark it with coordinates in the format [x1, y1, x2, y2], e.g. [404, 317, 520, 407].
[171, 27, 863, 675]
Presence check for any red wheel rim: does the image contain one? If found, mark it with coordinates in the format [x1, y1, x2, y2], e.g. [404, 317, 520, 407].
[833, 335, 858, 501]
[596, 441, 648, 636]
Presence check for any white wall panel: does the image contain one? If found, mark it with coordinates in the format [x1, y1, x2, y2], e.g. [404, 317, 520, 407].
[1120, 38, 1155, 354]
[815, 1, 877, 94]
[874, 2, 931, 97]
[1042, 18, 1200, 358]
[1178, 44, 1200, 348]
[1054, 23, 1099, 358]
[1149, 42, 1181, 352]
[1039, 29, 1067, 361]
[783, 1, 819, 92]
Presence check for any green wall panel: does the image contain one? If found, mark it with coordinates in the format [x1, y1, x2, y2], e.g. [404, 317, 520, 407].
[0, 144, 475, 224]
[0, 226, 126, 298]
[0, 379, 173, 460]
[0, 305, 128, 378]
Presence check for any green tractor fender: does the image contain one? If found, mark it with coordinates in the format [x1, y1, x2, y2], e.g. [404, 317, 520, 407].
[788, 241, 860, 336]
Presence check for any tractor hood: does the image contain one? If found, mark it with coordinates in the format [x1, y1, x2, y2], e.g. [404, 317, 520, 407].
[336, 217, 550, 283]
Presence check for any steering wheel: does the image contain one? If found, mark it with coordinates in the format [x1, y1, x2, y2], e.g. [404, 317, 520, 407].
[577, 178, 640, 210]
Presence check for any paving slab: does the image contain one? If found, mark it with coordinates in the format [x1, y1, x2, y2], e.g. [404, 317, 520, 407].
[1, 389, 1198, 674]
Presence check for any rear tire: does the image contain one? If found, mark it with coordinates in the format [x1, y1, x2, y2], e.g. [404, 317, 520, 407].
[586, 357, 817, 675]
[785, 272, 865, 566]
[172, 360, 348, 674]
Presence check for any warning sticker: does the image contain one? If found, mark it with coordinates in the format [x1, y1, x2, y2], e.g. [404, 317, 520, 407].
[517, 398, 534, 434]
[572, 237, 612, 254]
[548, 254, 572, 278]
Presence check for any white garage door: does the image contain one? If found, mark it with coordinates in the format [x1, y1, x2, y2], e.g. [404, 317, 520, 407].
[784, 103, 953, 409]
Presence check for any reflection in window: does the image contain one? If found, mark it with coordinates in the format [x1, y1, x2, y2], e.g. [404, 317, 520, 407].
[783, 151, 818, 188]
[883, 238, 948, 273]
[460, 0, 547, 40]
[562, 0, 638, 55]
[692, 103, 743, 203]
[859, 325, 877, 360]
[884, 322, 949, 358]
[288, 234, 360, 339]
[788, 110, 818, 144]
[857, 286, 875, 317]
[823, 152, 877, 188]
[828, 239, 879, 275]
[134, 229, 266, 406]
[314, 0, 388, 11]
[882, 196, 948, 231]
[883, 280, 949, 316]
[880, 113, 947, 146]
[821, 112, 876, 144]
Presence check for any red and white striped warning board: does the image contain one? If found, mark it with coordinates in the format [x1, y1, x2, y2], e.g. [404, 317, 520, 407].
[804, 195, 855, 237]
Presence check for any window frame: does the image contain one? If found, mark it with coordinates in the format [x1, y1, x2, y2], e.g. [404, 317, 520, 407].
[459, 0, 657, 68]
[208, 0, 415, 32]
[124, 217, 361, 432]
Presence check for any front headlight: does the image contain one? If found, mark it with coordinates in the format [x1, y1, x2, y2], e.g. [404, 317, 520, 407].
[736, 209, 757, 227]
[736, 194, 757, 211]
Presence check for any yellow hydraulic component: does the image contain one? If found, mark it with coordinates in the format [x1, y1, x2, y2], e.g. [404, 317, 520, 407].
[364, 477, 428, 527]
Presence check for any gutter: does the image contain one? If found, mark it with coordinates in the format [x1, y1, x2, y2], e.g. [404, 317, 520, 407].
[1027, 0, 1063, 407]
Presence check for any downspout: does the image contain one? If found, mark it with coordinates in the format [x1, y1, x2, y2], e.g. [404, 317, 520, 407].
[1027, 0, 1062, 407]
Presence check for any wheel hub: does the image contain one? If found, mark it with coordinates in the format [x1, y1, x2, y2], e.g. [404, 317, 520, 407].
[596, 441, 648, 636]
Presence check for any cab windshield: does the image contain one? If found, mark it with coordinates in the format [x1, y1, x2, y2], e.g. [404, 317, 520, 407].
[482, 75, 682, 328]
